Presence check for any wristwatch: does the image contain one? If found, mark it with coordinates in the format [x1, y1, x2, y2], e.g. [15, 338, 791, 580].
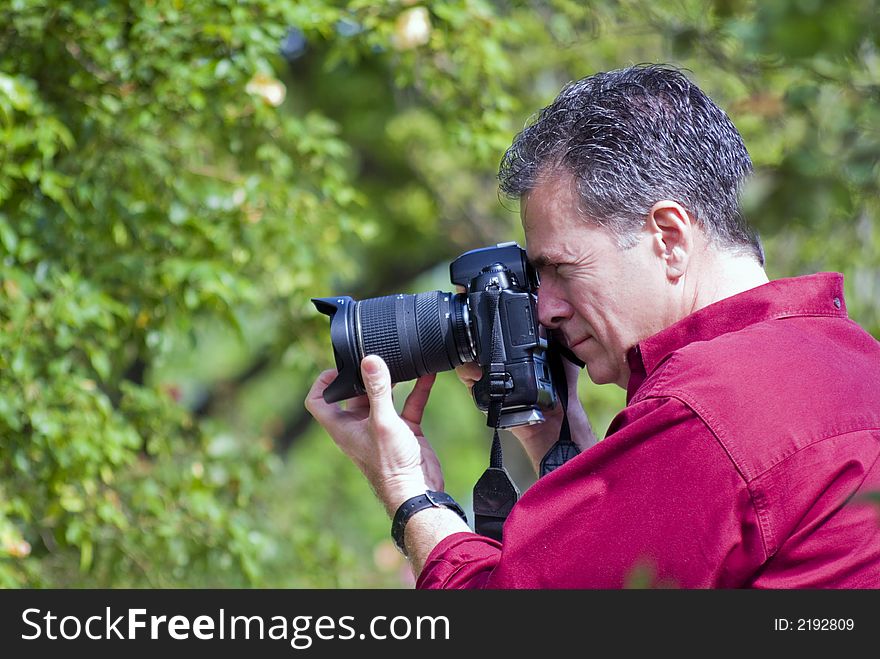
[391, 491, 468, 557]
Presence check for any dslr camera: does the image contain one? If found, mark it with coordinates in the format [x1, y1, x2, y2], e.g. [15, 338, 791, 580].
[312, 242, 556, 428]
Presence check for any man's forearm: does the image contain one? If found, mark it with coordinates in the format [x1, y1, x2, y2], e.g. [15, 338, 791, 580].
[378, 480, 472, 579]
[402, 507, 472, 577]
[513, 395, 598, 474]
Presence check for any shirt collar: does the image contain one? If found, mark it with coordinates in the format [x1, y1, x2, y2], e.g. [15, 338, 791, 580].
[626, 272, 848, 402]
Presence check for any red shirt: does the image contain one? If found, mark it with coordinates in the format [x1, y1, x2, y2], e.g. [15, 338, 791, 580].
[417, 273, 880, 588]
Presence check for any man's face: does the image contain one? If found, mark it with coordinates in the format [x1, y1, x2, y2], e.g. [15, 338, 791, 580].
[522, 176, 671, 388]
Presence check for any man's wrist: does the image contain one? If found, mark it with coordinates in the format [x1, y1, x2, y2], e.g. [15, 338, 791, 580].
[391, 491, 468, 556]
[376, 476, 429, 517]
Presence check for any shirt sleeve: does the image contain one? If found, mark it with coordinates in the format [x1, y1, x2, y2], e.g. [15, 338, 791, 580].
[418, 396, 766, 589]
[415, 532, 502, 589]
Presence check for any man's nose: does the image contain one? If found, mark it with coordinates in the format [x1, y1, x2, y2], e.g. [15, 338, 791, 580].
[536, 284, 572, 329]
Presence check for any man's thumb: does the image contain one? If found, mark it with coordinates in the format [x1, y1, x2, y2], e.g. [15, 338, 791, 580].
[361, 355, 396, 419]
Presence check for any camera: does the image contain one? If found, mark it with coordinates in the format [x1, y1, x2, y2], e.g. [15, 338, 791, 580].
[311, 242, 556, 428]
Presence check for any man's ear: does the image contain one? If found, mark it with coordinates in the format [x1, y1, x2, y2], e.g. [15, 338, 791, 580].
[646, 200, 693, 283]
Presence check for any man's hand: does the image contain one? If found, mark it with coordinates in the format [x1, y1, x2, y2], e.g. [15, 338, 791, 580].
[455, 358, 597, 474]
[305, 354, 444, 516]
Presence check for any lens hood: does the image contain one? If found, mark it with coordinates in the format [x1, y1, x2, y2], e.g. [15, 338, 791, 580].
[311, 296, 365, 403]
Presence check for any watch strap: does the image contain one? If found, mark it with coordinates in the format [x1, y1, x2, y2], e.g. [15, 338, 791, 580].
[391, 491, 467, 556]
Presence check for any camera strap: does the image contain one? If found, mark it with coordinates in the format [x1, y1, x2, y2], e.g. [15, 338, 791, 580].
[472, 287, 520, 542]
[471, 292, 582, 541]
[539, 338, 581, 477]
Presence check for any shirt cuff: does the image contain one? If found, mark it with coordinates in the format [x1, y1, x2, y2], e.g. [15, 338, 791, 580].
[415, 531, 503, 589]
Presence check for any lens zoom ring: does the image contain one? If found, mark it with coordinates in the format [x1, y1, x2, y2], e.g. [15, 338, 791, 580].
[358, 297, 406, 382]
[415, 292, 446, 371]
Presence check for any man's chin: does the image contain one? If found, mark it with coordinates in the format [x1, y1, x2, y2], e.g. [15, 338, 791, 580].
[582, 357, 627, 389]
[583, 362, 612, 386]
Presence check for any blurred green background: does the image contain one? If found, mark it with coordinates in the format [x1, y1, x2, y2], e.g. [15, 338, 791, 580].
[0, 0, 877, 587]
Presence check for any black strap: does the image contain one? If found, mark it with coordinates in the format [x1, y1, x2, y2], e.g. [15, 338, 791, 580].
[472, 295, 583, 541]
[473, 288, 520, 542]
[391, 491, 468, 557]
[539, 337, 581, 477]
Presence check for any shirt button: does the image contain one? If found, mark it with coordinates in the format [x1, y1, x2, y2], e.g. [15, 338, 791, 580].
[833, 297, 841, 309]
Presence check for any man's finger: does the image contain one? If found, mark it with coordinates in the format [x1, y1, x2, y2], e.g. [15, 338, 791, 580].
[401, 373, 436, 425]
[360, 355, 397, 423]
[348, 377, 399, 414]
[454, 362, 482, 387]
[304, 369, 342, 423]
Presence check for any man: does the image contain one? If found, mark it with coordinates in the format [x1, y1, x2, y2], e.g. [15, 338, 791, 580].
[306, 64, 880, 588]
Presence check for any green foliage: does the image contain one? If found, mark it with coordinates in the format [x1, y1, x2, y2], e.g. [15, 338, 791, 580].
[1, 0, 877, 587]
[1, 0, 360, 586]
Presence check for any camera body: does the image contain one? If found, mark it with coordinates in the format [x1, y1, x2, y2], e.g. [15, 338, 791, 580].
[450, 242, 555, 427]
[312, 242, 556, 428]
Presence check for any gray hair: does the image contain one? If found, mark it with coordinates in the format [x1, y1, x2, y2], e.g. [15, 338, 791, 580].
[499, 64, 763, 263]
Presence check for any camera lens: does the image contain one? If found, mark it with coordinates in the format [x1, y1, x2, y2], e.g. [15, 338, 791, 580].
[312, 291, 474, 403]
[357, 291, 473, 383]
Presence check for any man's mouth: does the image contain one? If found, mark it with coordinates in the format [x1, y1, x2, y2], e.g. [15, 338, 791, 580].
[568, 335, 592, 350]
